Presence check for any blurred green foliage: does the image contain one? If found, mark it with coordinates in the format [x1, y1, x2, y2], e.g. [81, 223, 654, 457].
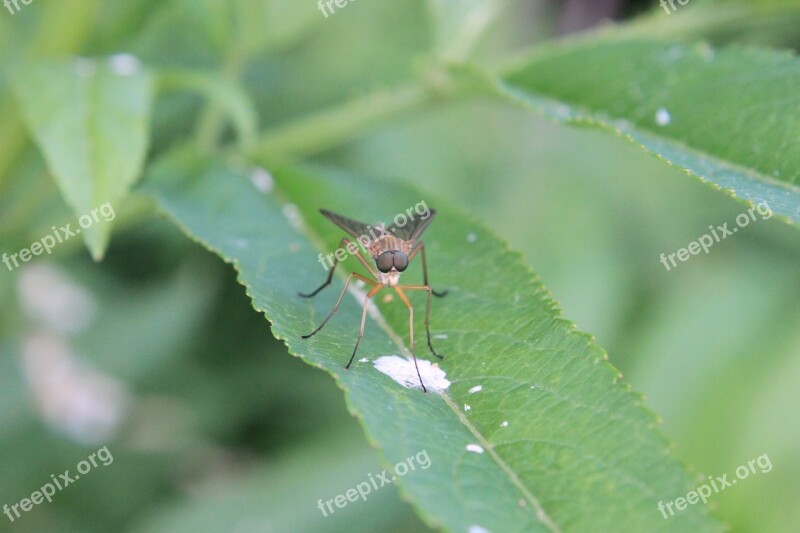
[0, 0, 799, 532]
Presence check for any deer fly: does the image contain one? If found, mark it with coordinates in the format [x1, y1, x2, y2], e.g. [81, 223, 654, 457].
[299, 208, 448, 392]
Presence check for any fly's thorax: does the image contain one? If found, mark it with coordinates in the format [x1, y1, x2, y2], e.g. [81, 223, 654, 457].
[368, 235, 411, 258]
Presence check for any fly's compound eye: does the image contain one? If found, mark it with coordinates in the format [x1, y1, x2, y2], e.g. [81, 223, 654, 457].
[393, 252, 409, 272]
[376, 252, 394, 273]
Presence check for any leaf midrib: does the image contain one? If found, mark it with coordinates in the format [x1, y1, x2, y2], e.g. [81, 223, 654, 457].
[82, 64, 103, 209]
[439, 393, 560, 532]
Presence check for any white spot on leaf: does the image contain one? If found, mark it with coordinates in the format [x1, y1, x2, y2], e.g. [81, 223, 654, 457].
[468, 385, 482, 394]
[467, 233, 478, 243]
[249, 167, 274, 193]
[655, 108, 671, 126]
[466, 443, 484, 454]
[281, 203, 303, 230]
[373, 356, 450, 393]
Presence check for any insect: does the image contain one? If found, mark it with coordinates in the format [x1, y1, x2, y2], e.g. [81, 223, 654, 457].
[299, 208, 448, 392]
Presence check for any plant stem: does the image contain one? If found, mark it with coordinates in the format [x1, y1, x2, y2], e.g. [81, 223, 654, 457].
[245, 82, 439, 162]
[195, 48, 248, 151]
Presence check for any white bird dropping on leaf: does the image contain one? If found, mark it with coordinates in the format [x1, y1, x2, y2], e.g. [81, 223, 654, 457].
[373, 355, 450, 392]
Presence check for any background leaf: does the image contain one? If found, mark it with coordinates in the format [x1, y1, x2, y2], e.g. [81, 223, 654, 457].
[173, 0, 320, 56]
[143, 151, 722, 532]
[233, 0, 321, 54]
[426, 0, 507, 60]
[498, 39, 800, 227]
[12, 57, 153, 259]
[135, 428, 428, 532]
[158, 69, 258, 150]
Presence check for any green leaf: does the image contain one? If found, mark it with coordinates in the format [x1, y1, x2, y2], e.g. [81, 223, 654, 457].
[427, 0, 506, 60]
[233, 0, 321, 54]
[158, 69, 258, 150]
[143, 150, 722, 532]
[136, 429, 427, 532]
[172, 0, 233, 54]
[174, 0, 320, 56]
[12, 57, 154, 259]
[497, 40, 800, 227]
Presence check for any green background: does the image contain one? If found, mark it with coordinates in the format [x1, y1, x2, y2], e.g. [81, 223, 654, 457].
[0, 0, 798, 531]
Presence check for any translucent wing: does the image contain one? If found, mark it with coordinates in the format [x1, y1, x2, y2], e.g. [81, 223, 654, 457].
[388, 209, 436, 243]
[320, 208, 436, 245]
[320, 209, 383, 242]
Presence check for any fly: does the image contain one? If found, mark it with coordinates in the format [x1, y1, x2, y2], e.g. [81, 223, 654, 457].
[299, 208, 448, 392]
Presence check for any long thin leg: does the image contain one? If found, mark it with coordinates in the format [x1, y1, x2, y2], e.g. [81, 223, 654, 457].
[301, 273, 377, 339]
[408, 242, 447, 297]
[299, 238, 378, 297]
[345, 283, 383, 369]
[394, 287, 428, 393]
[397, 284, 443, 360]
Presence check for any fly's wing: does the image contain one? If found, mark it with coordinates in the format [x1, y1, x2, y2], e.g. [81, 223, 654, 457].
[320, 209, 379, 242]
[389, 209, 436, 243]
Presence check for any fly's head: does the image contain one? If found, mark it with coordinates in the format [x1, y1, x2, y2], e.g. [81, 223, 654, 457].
[368, 235, 413, 286]
[375, 249, 409, 286]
